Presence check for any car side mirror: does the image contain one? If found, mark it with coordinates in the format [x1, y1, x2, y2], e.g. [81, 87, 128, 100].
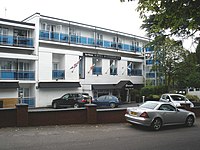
[166, 99, 170, 102]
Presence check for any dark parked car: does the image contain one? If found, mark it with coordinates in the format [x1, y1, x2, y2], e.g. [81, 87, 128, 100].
[92, 95, 120, 108]
[52, 93, 91, 109]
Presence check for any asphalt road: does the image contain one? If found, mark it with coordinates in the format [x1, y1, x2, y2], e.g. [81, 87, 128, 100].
[0, 118, 200, 150]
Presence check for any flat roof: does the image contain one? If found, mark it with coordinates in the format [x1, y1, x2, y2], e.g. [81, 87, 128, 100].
[0, 17, 35, 27]
[23, 12, 149, 41]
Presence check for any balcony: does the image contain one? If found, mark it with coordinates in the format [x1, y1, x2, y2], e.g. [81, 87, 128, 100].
[146, 72, 156, 78]
[92, 67, 102, 75]
[52, 70, 65, 79]
[0, 35, 34, 48]
[21, 97, 35, 107]
[0, 70, 35, 80]
[146, 60, 153, 65]
[39, 30, 143, 53]
[128, 69, 142, 76]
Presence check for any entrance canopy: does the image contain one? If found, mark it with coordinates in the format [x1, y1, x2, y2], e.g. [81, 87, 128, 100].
[0, 82, 19, 89]
[38, 82, 81, 88]
[92, 80, 135, 90]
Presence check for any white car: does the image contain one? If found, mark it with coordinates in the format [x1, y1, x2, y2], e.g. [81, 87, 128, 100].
[159, 94, 194, 108]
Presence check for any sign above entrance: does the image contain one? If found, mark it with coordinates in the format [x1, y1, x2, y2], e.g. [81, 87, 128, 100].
[84, 53, 121, 60]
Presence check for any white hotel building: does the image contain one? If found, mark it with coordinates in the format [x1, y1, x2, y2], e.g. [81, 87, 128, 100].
[0, 13, 154, 108]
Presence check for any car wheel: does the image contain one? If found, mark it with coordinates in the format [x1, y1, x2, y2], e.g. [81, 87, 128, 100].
[52, 103, 58, 109]
[151, 118, 162, 131]
[110, 103, 116, 108]
[74, 103, 79, 108]
[185, 115, 194, 127]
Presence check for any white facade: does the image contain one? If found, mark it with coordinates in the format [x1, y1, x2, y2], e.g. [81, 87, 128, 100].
[0, 13, 150, 107]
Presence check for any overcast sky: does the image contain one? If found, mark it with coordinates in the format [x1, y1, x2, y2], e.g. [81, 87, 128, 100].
[0, 0, 146, 36]
[0, 0, 196, 51]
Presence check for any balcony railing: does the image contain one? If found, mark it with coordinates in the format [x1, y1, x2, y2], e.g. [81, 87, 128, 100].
[128, 69, 142, 76]
[0, 35, 34, 48]
[39, 30, 143, 53]
[146, 72, 156, 78]
[93, 67, 102, 75]
[0, 70, 35, 80]
[21, 97, 35, 108]
[52, 70, 65, 79]
[146, 60, 153, 65]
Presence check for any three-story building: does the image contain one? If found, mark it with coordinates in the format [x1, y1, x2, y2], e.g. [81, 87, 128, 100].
[0, 13, 151, 108]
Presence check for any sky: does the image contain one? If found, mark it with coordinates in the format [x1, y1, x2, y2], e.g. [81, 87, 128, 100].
[0, 0, 145, 36]
[0, 0, 196, 51]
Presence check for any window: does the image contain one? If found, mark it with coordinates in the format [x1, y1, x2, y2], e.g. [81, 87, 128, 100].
[18, 62, 30, 71]
[159, 104, 176, 111]
[14, 29, 28, 37]
[79, 56, 85, 79]
[92, 58, 102, 75]
[0, 60, 12, 70]
[110, 60, 117, 75]
[63, 94, 69, 99]
[96, 33, 103, 46]
[53, 63, 59, 70]
[2, 28, 8, 35]
[127, 61, 133, 76]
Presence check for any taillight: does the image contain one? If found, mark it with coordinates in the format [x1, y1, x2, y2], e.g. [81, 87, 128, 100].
[140, 112, 149, 118]
[81, 99, 87, 102]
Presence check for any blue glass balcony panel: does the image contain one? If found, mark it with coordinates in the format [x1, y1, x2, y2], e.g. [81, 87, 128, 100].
[0, 70, 35, 80]
[22, 97, 35, 108]
[51, 32, 59, 41]
[13, 37, 34, 47]
[96, 40, 103, 46]
[39, 30, 144, 53]
[146, 72, 155, 78]
[146, 60, 153, 65]
[146, 47, 153, 52]
[80, 37, 87, 45]
[0, 35, 13, 46]
[88, 38, 94, 45]
[70, 35, 77, 43]
[39, 30, 50, 40]
[17, 71, 35, 80]
[103, 40, 111, 48]
[92, 67, 102, 75]
[60, 33, 69, 42]
[0, 71, 15, 80]
[123, 44, 130, 51]
[128, 69, 142, 76]
[52, 70, 65, 79]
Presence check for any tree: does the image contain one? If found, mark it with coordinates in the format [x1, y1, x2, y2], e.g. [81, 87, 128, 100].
[148, 36, 188, 91]
[137, 0, 200, 38]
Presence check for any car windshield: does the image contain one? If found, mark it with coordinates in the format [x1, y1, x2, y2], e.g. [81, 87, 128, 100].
[140, 102, 158, 109]
[170, 95, 186, 101]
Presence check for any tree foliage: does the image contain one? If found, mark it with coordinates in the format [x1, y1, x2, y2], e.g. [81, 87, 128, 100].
[148, 36, 188, 90]
[137, 0, 200, 38]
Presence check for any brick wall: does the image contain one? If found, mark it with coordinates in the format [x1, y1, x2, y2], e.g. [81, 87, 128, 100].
[0, 104, 199, 128]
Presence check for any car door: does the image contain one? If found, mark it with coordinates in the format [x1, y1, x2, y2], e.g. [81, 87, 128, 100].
[96, 96, 106, 107]
[158, 104, 183, 124]
[61, 94, 70, 107]
[67, 94, 76, 106]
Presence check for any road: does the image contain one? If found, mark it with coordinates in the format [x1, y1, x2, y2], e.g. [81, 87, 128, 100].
[0, 118, 200, 150]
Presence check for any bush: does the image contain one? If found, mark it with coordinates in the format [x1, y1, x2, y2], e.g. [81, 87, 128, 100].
[186, 94, 200, 102]
[140, 85, 168, 97]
